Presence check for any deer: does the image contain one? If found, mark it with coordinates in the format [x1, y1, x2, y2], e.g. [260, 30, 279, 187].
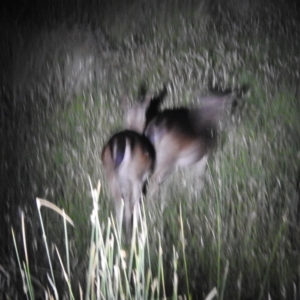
[101, 88, 167, 238]
[101, 130, 155, 238]
[125, 85, 233, 194]
[102, 85, 234, 237]
[143, 92, 233, 194]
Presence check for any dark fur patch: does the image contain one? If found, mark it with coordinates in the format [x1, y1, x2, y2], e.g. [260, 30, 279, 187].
[145, 85, 167, 128]
[109, 134, 126, 167]
[108, 130, 155, 170]
[114, 144, 125, 167]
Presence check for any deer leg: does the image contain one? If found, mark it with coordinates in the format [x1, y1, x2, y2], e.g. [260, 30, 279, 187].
[109, 176, 124, 234]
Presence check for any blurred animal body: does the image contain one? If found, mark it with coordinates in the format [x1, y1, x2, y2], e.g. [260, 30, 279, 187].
[144, 94, 232, 190]
[102, 86, 232, 237]
[101, 130, 155, 237]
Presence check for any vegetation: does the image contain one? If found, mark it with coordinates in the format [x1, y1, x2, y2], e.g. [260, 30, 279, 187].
[1, 0, 299, 299]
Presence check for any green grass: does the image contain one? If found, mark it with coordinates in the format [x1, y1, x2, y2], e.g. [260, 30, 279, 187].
[1, 0, 300, 299]
[11, 182, 193, 299]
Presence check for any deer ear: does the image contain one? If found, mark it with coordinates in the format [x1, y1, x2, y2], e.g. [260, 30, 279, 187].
[123, 95, 150, 133]
[138, 82, 148, 99]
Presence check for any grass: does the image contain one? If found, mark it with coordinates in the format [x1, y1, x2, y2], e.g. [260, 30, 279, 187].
[1, 0, 300, 298]
[11, 181, 184, 299]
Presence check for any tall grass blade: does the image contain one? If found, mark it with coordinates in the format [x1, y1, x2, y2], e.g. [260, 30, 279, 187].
[179, 204, 190, 299]
[172, 246, 178, 300]
[37, 198, 74, 226]
[55, 246, 74, 300]
[205, 287, 218, 300]
[220, 260, 229, 300]
[12, 228, 30, 300]
[21, 212, 34, 300]
[62, 209, 72, 300]
[258, 217, 287, 300]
